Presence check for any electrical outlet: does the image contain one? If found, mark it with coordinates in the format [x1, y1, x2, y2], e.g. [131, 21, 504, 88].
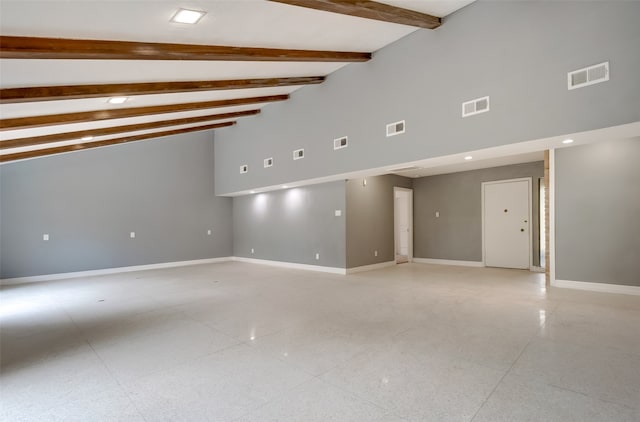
[43, 234, 49, 241]
[374, 250, 378, 257]
[130, 232, 136, 238]
[251, 248, 254, 254]
[436, 211, 440, 218]
[315, 253, 320, 260]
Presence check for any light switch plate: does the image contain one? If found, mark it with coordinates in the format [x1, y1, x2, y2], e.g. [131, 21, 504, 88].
[207, 229, 212, 235]
[335, 210, 342, 217]
[130, 232, 136, 238]
[435, 211, 440, 218]
[43, 234, 49, 241]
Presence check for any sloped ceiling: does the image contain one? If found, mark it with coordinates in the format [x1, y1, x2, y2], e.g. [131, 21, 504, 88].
[0, 0, 475, 163]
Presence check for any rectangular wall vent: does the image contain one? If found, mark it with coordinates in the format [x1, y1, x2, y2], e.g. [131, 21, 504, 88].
[239, 164, 248, 174]
[462, 96, 490, 117]
[334, 136, 348, 150]
[293, 148, 304, 160]
[389, 166, 420, 173]
[263, 157, 273, 168]
[568, 61, 609, 90]
[386, 120, 405, 137]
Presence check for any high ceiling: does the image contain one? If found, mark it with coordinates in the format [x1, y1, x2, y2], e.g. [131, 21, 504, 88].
[0, 0, 476, 163]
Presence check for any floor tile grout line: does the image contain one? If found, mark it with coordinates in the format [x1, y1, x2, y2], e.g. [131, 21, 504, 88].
[468, 314, 549, 422]
[228, 376, 319, 422]
[544, 380, 640, 412]
[466, 289, 574, 422]
[311, 373, 409, 420]
[59, 306, 150, 422]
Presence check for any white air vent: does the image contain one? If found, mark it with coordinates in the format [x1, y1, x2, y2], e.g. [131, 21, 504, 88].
[388, 166, 420, 173]
[263, 157, 273, 168]
[386, 120, 405, 137]
[293, 148, 304, 160]
[334, 136, 348, 150]
[568, 61, 609, 90]
[239, 164, 248, 174]
[462, 96, 490, 117]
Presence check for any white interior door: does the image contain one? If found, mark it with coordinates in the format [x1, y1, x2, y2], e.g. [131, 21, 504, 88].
[394, 188, 413, 263]
[483, 179, 531, 269]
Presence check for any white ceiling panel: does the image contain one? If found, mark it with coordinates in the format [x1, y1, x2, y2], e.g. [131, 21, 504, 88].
[0, 86, 300, 119]
[0, 59, 347, 87]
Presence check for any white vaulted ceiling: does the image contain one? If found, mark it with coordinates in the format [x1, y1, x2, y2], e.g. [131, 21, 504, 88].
[0, 0, 476, 161]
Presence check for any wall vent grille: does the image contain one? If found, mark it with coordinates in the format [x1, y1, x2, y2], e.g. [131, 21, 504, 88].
[568, 61, 609, 90]
[239, 164, 248, 174]
[263, 157, 273, 168]
[293, 149, 304, 160]
[462, 96, 490, 117]
[386, 120, 405, 137]
[388, 166, 420, 173]
[334, 136, 348, 150]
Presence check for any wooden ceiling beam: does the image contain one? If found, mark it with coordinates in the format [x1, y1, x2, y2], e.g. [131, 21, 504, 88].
[270, 0, 441, 29]
[0, 36, 371, 62]
[0, 77, 323, 104]
[0, 94, 288, 131]
[0, 122, 235, 163]
[1, 109, 259, 150]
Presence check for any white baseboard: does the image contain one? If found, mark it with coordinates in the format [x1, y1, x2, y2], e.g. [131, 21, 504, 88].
[552, 279, 640, 296]
[346, 261, 395, 274]
[412, 258, 484, 267]
[231, 257, 346, 275]
[0, 257, 233, 285]
[530, 266, 546, 273]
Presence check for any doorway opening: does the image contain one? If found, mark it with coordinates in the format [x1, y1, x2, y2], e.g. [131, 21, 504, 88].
[394, 187, 413, 264]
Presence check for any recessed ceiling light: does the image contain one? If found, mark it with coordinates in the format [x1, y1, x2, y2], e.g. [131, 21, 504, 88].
[249, 190, 255, 194]
[81, 135, 94, 141]
[170, 8, 206, 24]
[464, 156, 473, 160]
[107, 96, 128, 104]
[281, 185, 288, 189]
[562, 139, 574, 144]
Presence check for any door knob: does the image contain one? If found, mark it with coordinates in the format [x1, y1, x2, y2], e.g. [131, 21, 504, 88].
[520, 228, 525, 232]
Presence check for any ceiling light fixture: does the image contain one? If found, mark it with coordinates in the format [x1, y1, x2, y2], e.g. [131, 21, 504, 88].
[562, 139, 574, 144]
[464, 156, 473, 160]
[281, 185, 288, 189]
[170, 8, 206, 24]
[107, 96, 128, 104]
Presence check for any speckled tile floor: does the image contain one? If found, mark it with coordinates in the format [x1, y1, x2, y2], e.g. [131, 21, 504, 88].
[1, 262, 639, 421]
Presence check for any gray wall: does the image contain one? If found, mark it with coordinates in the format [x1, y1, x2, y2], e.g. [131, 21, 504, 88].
[0, 132, 232, 279]
[232, 181, 346, 268]
[555, 138, 640, 286]
[346, 175, 412, 268]
[215, 0, 640, 194]
[413, 162, 544, 265]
